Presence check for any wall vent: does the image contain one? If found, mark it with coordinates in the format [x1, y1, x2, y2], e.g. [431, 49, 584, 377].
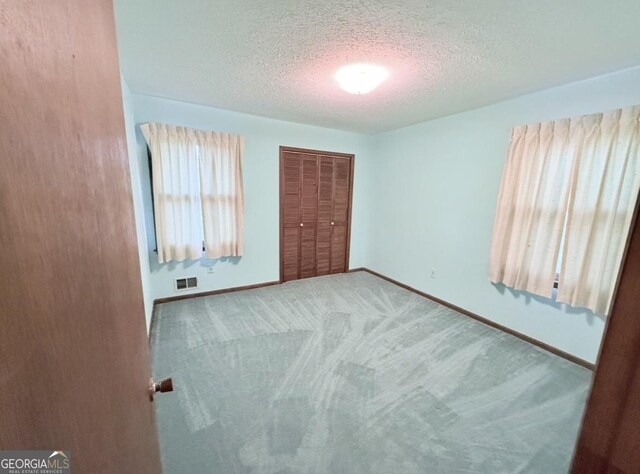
[175, 276, 198, 292]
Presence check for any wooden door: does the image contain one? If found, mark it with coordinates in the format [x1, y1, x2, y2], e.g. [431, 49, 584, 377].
[300, 154, 319, 278]
[571, 196, 640, 473]
[0, 1, 162, 473]
[281, 150, 319, 281]
[281, 150, 303, 281]
[330, 157, 353, 274]
[316, 155, 354, 275]
[316, 156, 335, 276]
[280, 147, 354, 282]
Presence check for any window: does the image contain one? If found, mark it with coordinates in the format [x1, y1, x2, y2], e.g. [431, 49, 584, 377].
[141, 123, 244, 264]
[489, 105, 640, 315]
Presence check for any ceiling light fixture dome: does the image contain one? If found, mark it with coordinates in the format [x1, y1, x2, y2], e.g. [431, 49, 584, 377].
[335, 64, 389, 94]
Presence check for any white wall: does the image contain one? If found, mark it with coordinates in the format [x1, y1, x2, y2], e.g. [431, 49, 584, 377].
[121, 79, 154, 331]
[367, 66, 640, 364]
[131, 94, 372, 302]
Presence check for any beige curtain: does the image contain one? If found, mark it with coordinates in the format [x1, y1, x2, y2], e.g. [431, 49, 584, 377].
[196, 131, 244, 259]
[557, 106, 640, 314]
[490, 105, 640, 315]
[489, 120, 576, 296]
[141, 123, 203, 263]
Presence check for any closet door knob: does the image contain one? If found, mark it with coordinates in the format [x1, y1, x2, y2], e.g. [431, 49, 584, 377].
[300, 223, 304, 227]
[331, 222, 335, 226]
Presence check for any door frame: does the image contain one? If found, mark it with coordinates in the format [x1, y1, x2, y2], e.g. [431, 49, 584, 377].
[279, 146, 355, 283]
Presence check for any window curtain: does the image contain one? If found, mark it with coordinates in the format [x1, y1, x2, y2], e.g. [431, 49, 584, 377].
[489, 120, 576, 296]
[141, 123, 203, 263]
[490, 105, 640, 315]
[196, 131, 244, 259]
[557, 106, 640, 314]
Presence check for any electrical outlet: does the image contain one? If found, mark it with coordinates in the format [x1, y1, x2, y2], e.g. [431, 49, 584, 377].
[206, 266, 215, 274]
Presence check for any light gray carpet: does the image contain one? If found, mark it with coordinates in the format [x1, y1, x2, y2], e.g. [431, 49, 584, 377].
[151, 271, 590, 474]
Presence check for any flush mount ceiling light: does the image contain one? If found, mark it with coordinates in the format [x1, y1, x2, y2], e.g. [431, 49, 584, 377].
[335, 64, 389, 94]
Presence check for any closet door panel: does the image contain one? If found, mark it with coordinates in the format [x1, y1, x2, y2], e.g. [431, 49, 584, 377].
[281, 152, 301, 281]
[330, 157, 351, 273]
[300, 227, 316, 278]
[300, 155, 318, 223]
[330, 225, 348, 273]
[282, 153, 301, 226]
[299, 155, 318, 278]
[333, 158, 351, 225]
[282, 227, 300, 281]
[316, 156, 334, 276]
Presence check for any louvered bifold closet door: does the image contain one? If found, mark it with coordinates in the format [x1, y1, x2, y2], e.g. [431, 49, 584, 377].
[330, 157, 351, 273]
[316, 156, 334, 276]
[299, 154, 318, 279]
[280, 147, 353, 282]
[281, 151, 302, 281]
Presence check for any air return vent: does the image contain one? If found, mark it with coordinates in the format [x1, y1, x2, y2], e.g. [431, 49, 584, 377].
[175, 276, 198, 292]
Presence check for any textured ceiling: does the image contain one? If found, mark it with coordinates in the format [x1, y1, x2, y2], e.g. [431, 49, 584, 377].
[114, 0, 640, 134]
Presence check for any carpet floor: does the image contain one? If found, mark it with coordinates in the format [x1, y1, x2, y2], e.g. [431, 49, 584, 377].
[151, 271, 591, 473]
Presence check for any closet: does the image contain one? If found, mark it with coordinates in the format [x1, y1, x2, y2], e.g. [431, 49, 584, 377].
[280, 146, 354, 282]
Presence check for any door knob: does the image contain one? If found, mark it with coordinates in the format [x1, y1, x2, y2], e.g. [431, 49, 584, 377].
[149, 377, 173, 401]
[300, 223, 304, 227]
[331, 221, 335, 226]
